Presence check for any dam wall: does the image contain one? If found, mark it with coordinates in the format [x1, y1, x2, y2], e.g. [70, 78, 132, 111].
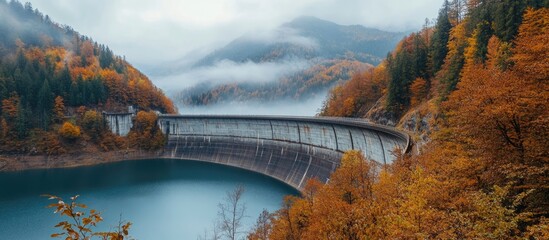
[157, 115, 410, 190]
[103, 113, 134, 136]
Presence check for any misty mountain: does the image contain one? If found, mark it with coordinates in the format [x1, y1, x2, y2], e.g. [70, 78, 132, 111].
[178, 59, 371, 105]
[0, 1, 74, 53]
[195, 16, 405, 66]
[0, 0, 175, 154]
[170, 17, 404, 112]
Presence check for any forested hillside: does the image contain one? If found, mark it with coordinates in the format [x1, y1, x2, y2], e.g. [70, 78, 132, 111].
[321, 0, 547, 125]
[196, 16, 404, 67]
[250, 1, 549, 238]
[0, 1, 175, 154]
[175, 17, 404, 109]
[180, 59, 370, 106]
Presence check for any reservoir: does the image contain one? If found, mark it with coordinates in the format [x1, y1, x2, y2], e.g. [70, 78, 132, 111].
[0, 159, 298, 239]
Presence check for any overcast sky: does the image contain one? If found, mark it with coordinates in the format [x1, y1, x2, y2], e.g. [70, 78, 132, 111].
[25, 0, 443, 68]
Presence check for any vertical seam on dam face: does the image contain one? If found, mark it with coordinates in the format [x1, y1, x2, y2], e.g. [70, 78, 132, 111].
[297, 122, 302, 143]
[349, 129, 355, 150]
[298, 156, 313, 189]
[269, 120, 274, 139]
[331, 124, 339, 151]
[115, 117, 120, 135]
[155, 115, 409, 191]
[376, 133, 387, 165]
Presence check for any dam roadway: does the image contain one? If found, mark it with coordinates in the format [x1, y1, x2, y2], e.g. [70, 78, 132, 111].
[155, 115, 411, 190]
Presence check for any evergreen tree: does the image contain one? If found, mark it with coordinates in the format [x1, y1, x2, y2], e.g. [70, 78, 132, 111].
[387, 48, 413, 114]
[99, 45, 114, 68]
[387, 34, 429, 115]
[37, 79, 53, 129]
[492, 0, 548, 43]
[411, 34, 429, 80]
[69, 80, 79, 106]
[15, 100, 29, 139]
[56, 65, 72, 99]
[430, 0, 452, 73]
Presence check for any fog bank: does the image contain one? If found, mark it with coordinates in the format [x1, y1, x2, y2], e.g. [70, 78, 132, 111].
[177, 93, 328, 116]
[153, 59, 310, 94]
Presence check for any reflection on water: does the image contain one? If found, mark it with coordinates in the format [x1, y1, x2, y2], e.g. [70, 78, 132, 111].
[0, 159, 298, 239]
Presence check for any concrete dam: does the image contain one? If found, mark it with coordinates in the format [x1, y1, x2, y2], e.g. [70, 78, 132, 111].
[154, 115, 411, 190]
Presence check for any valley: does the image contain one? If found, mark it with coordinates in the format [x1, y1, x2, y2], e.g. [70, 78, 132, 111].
[0, 0, 547, 239]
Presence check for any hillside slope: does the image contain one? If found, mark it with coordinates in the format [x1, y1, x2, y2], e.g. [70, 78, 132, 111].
[197, 16, 404, 66]
[0, 1, 175, 154]
[288, 1, 548, 238]
[175, 17, 403, 109]
[179, 59, 371, 106]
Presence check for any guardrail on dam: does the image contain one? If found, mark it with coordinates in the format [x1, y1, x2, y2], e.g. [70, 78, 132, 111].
[157, 115, 411, 190]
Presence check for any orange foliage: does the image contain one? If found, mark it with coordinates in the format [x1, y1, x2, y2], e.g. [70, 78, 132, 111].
[320, 63, 386, 117]
[45, 47, 67, 74]
[24, 47, 46, 63]
[80, 40, 95, 67]
[410, 77, 428, 107]
[127, 111, 166, 150]
[36, 130, 66, 155]
[70, 66, 96, 80]
[258, 147, 537, 239]
[259, 9, 549, 237]
[44, 195, 132, 239]
[1, 94, 20, 119]
[99, 67, 176, 113]
[0, 118, 8, 139]
[511, 7, 549, 81]
[447, 54, 547, 218]
[486, 36, 513, 70]
[53, 96, 65, 123]
[58, 122, 81, 140]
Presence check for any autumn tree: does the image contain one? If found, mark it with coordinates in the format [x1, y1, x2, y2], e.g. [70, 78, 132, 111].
[320, 64, 388, 117]
[0, 118, 8, 140]
[486, 36, 513, 71]
[268, 196, 302, 240]
[44, 195, 132, 240]
[80, 110, 105, 142]
[445, 6, 548, 217]
[127, 111, 165, 151]
[53, 96, 65, 123]
[35, 130, 66, 155]
[387, 33, 429, 115]
[410, 77, 428, 107]
[264, 151, 383, 239]
[1, 93, 20, 119]
[511, 7, 549, 82]
[59, 122, 81, 140]
[437, 20, 466, 97]
[248, 209, 273, 240]
[0, 2, 175, 155]
[262, 2, 549, 239]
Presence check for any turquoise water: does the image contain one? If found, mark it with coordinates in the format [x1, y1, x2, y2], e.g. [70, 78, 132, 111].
[0, 159, 298, 239]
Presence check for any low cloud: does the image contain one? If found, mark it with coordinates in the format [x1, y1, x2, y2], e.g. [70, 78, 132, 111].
[153, 59, 310, 94]
[177, 92, 328, 116]
[241, 27, 319, 49]
[26, 0, 442, 66]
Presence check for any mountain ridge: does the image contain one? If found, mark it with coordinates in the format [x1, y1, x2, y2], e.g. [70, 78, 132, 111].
[175, 16, 404, 110]
[194, 16, 405, 67]
[0, 0, 174, 155]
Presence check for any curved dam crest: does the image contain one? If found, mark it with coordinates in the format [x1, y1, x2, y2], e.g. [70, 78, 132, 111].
[102, 114, 410, 190]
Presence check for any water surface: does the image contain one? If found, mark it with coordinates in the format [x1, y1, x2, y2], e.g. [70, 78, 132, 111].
[0, 159, 298, 239]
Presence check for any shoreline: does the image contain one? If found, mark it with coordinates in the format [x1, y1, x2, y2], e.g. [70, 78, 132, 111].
[0, 149, 162, 172]
[0, 150, 303, 192]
